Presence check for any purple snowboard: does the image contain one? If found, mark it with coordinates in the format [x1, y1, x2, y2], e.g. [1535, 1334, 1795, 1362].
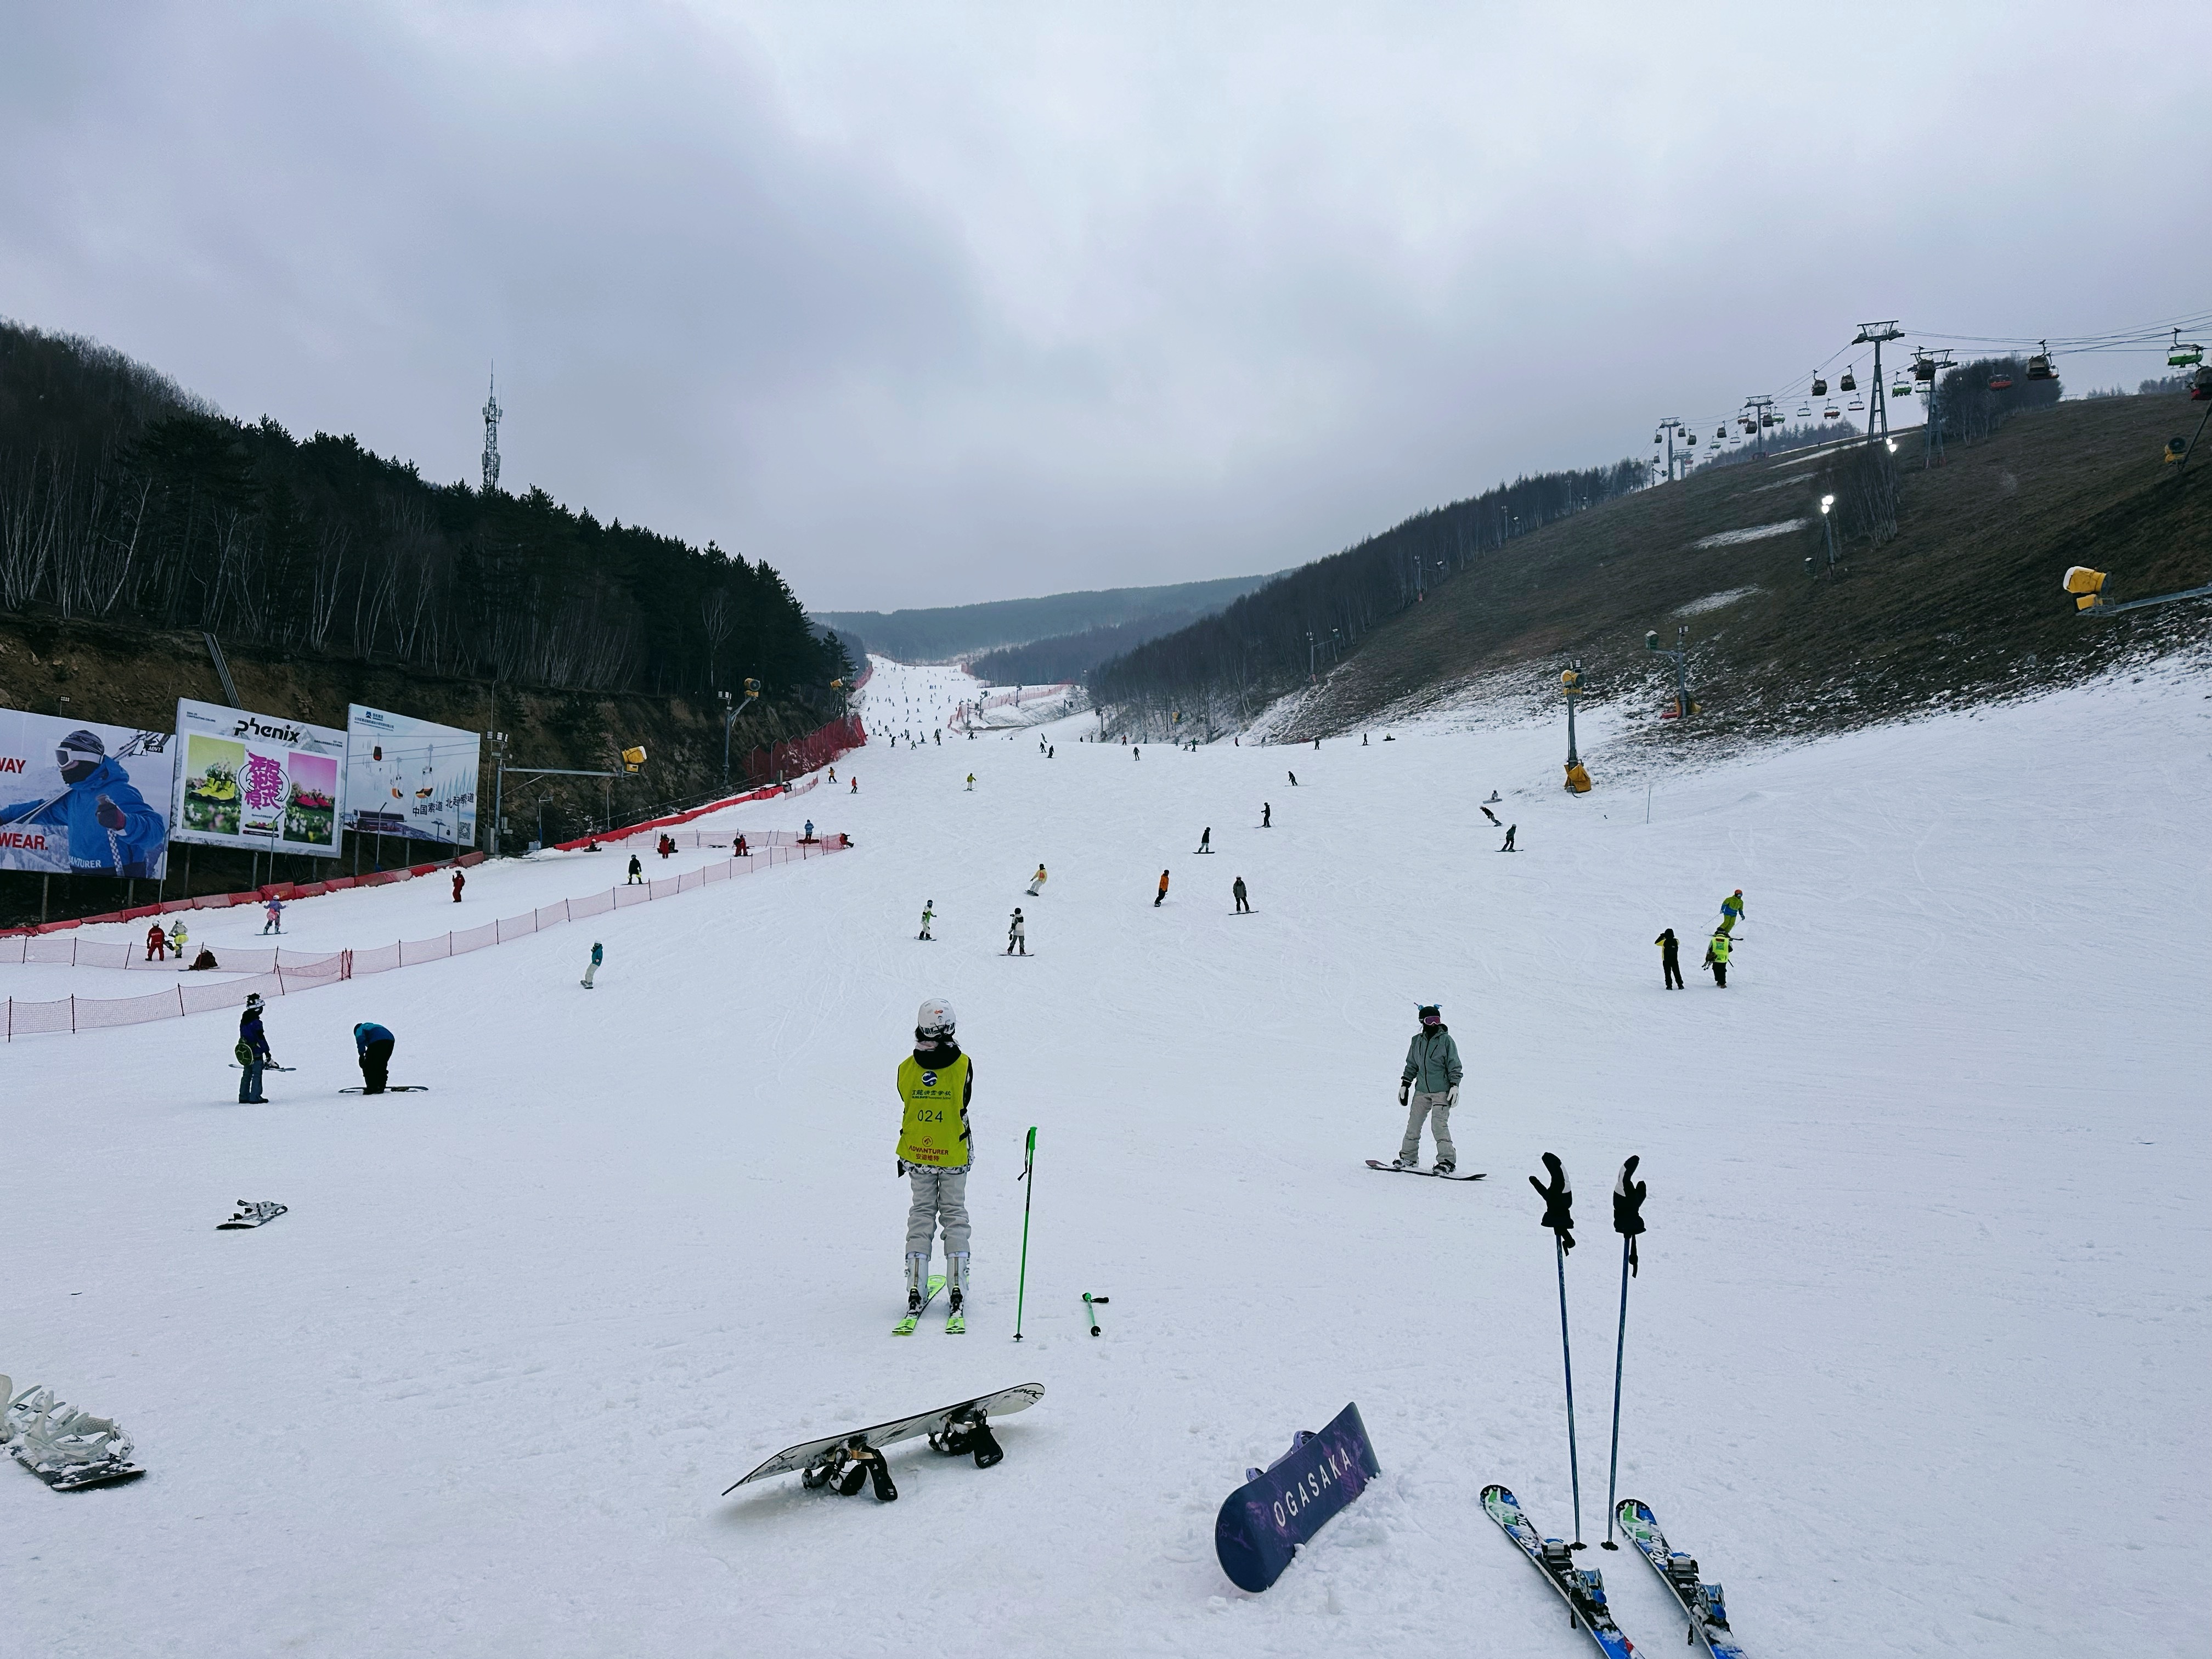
[1214, 1401, 1381, 1592]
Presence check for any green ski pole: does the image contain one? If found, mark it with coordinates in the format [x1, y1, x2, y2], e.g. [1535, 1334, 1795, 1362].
[1013, 1126, 1037, 1341]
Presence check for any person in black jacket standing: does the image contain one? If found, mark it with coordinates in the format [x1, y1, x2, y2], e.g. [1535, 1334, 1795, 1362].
[1655, 928, 1683, 990]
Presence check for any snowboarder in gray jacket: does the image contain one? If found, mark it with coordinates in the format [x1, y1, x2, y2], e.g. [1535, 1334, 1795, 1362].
[1395, 1004, 1463, 1172]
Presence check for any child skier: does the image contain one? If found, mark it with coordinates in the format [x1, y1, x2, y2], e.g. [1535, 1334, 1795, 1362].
[1026, 865, 1046, 896]
[918, 900, 935, 941]
[263, 895, 285, 934]
[582, 941, 603, 989]
[167, 918, 188, 959]
[236, 993, 274, 1103]
[627, 854, 643, 885]
[1705, 931, 1731, 988]
[1006, 908, 1026, 955]
[896, 997, 974, 1328]
[1395, 1003, 1463, 1173]
[451, 868, 465, 902]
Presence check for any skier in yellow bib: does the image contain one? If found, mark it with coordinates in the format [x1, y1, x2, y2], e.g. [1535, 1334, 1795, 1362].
[896, 997, 974, 1327]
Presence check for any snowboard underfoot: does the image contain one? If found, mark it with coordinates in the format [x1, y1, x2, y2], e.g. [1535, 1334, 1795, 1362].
[339, 1085, 430, 1093]
[1366, 1160, 1486, 1181]
[27, 1461, 148, 1492]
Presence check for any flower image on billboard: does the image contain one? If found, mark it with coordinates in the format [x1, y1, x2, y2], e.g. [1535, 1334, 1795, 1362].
[344, 705, 479, 847]
[0, 708, 176, 878]
[173, 699, 349, 857]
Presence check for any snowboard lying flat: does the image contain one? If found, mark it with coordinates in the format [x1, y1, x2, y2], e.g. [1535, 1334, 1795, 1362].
[724, 1383, 1043, 1494]
[1366, 1160, 1486, 1181]
[218, 1201, 287, 1229]
[339, 1085, 430, 1093]
[21, 1458, 147, 1492]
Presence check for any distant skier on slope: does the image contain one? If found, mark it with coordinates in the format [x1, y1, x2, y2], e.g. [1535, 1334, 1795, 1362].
[1198, 827, 1211, 854]
[582, 941, 602, 989]
[353, 1021, 397, 1094]
[1480, 806, 1500, 827]
[262, 895, 285, 934]
[1499, 825, 1516, 852]
[1395, 1003, 1462, 1173]
[1288, 771, 1297, 786]
[966, 774, 975, 791]
[1154, 869, 1170, 907]
[451, 868, 465, 903]
[918, 900, 936, 941]
[1006, 908, 1026, 956]
[627, 854, 644, 885]
[145, 922, 166, 962]
[1233, 876, 1250, 913]
[1026, 865, 1047, 896]
[896, 997, 974, 1326]
[1704, 931, 1731, 988]
[1655, 928, 1683, 990]
[1261, 803, 1272, 828]
[1717, 889, 1744, 936]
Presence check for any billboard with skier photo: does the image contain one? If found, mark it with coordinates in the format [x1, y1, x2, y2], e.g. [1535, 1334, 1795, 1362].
[0, 708, 176, 878]
[172, 699, 348, 857]
[344, 705, 479, 846]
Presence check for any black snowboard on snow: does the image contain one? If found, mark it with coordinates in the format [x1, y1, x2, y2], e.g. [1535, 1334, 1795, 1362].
[1366, 1160, 1487, 1181]
[339, 1085, 430, 1093]
[724, 1383, 1043, 1499]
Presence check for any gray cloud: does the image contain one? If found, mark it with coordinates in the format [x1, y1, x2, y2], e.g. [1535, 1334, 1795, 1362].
[4, 2, 2206, 608]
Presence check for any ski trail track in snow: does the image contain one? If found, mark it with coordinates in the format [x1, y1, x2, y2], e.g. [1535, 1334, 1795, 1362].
[2, 655, 2207, 1659]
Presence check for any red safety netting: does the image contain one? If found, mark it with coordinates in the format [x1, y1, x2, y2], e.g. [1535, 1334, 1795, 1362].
[3, 838, 847, 1039]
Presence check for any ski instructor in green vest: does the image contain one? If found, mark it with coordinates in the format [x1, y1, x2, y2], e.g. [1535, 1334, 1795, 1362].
[896, 996, 974, 1324]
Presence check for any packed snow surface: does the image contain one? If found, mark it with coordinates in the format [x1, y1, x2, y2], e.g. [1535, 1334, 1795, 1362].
[1692, 519, 1807, 547]
[4, 656, 2207, 1659]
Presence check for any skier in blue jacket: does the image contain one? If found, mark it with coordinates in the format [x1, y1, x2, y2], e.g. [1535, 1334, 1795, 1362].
[0, 729, 168, 876]
[353, 1022, 396, 1094]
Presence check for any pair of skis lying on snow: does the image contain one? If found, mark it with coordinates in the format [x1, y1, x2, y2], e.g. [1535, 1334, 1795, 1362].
[1486, 1485, 1745, 1657]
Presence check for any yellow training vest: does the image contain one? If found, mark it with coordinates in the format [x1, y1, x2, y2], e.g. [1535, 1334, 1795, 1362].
[896, 1053, 972, 1167]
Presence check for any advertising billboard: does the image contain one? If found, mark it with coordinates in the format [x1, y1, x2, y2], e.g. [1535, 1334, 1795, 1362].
[172, 699, 348, 858]
[344, 705, 479, 847]
[0, 709, 176, 877]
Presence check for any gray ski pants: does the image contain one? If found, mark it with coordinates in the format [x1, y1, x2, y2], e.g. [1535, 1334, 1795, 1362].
[905, 1165, 972, 1258]
[1398, 1091, 1457, 1166]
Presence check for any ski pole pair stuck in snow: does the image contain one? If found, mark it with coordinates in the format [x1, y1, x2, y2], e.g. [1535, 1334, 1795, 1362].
[1529, 1152, 1647, 1550]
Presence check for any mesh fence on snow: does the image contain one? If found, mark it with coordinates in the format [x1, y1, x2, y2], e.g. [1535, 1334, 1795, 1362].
[2, 838, 848, 1039]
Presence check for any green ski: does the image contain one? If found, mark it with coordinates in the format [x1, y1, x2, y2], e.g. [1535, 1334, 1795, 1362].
[945, 1305, 966, 1334]
[894, 1274, 946, 1336]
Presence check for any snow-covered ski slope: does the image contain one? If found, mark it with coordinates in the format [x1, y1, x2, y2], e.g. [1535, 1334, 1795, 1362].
[5, 653, 2207, 1659]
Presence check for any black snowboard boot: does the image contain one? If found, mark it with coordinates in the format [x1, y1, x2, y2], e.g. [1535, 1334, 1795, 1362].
[862, 1447, 898, 1502]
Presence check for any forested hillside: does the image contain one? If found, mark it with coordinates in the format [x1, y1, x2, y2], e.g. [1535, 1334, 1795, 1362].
[812, 573, 1268, 663]
[0, 322, 848, 707]
[1090, 458, 1646, 732]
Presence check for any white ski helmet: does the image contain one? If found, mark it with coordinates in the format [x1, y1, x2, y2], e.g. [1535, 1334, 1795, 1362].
[916, 997, 956, 1039]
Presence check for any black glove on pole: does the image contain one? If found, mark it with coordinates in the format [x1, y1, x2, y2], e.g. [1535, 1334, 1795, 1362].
[1531, 1153, 1585, 1546]
[1602, 1155, 1647, 1548]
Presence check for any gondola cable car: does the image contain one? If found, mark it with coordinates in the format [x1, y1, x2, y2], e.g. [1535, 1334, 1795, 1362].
[2024, 339, 2055, 381]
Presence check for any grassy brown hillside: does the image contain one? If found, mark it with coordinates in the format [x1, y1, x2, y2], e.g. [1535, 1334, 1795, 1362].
[1294, 393, 2210, 744]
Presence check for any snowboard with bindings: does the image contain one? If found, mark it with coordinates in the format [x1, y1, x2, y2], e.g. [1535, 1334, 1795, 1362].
[1215, 1401, 1380, 1592]
[339, 1085, 430, 1093]
[723, 1383, 1043, 1498]
[1483, 1483, 1640, 1656]
[1615, 1499, 1746, 1657]
[1366, 1160, 1486, 1181]
[894, 1274, 946, 1336]
[218, 1200, 287, 1229]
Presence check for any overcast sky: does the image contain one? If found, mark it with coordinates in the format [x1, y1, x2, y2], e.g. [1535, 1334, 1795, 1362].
[5, 3, 2207, 611]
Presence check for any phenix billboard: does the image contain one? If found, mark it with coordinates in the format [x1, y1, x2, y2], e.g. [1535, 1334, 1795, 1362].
[172, 699, 349, 859]
[343, 705, 479, 847]
[0, 709, 176, 878]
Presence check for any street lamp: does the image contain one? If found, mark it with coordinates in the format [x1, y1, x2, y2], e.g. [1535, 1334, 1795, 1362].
[1819, 494, 1839, 571]
[1643, 626, 1696, 719]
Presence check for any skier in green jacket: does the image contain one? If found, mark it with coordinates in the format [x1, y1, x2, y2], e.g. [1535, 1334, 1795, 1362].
[1394, 1003, 1464, 1173]
[1717, 889, 1745, 936]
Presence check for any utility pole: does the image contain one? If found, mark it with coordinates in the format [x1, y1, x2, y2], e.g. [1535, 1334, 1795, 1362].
[1643, 627, 1695, 718]
[481, 365, 503, 493]
[1852, 321, 1904, 447]
[1655, 417, 1685, 482]
[1306, 631, 1317, 684]
[1742, 397, 1776, 456]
